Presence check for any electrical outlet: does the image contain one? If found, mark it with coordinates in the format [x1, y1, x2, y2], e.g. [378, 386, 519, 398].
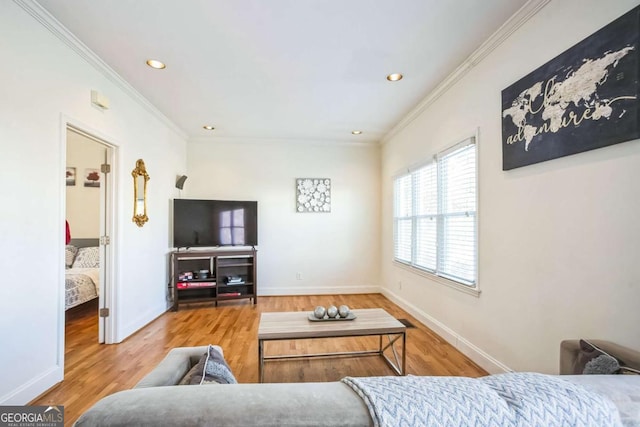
[296, 272, 302, 280]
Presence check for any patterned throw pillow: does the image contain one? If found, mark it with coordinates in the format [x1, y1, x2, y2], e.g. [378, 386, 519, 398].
[180, 345, 237, 385]
[65, 245, 78, 269]
[72, 247, 100, 268]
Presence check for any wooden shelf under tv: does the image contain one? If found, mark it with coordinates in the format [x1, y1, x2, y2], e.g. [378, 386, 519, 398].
[170, 248, 257, 311]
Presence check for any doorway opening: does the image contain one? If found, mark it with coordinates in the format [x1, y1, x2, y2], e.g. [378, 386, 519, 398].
[64, 124, 116, 345]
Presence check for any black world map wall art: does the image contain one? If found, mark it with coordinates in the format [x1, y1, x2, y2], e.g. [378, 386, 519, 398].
[501, 6, 640, 170]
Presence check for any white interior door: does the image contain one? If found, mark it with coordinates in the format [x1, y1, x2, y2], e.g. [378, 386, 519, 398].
[66, 125, 115, 344]
[97, 148, 108, 343]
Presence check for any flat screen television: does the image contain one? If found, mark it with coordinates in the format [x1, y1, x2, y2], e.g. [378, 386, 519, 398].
[173, 199, 258, 248]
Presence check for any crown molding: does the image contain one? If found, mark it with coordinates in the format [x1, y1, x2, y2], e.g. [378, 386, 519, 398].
[14, 0, 189, 141]
[380, 0, 551, 145]
[189, 135, 379, 148]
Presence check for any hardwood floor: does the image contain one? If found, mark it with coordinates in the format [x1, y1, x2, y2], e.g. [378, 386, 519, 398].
[33, 294, 487, 426]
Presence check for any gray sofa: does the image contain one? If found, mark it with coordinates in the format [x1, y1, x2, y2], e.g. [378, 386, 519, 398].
[560, 339, 640, 375]
[74, 341, 640, 427]
[74, 346, 370, 426]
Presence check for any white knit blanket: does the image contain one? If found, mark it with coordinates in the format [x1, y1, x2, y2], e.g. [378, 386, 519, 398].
[342, 372, 622, 427]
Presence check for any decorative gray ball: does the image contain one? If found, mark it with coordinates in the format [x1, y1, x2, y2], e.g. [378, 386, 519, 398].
[338, 305, 350, 318]
[326, 305, 338, 318]
[313, 306, 327, 319]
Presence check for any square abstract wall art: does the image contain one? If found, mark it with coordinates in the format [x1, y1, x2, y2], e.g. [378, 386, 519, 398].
[296, 178, 331, 213]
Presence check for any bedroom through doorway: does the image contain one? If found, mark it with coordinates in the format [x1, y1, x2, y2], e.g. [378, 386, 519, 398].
[64, 126, 114, 344]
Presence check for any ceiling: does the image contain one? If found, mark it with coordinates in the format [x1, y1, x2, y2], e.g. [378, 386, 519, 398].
[37, 0, 529, 144]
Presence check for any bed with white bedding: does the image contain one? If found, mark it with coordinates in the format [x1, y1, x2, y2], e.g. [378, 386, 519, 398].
[65, 239, 100, 310]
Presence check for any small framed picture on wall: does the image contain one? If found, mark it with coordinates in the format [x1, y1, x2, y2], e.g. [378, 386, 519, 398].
[84, 168, 100, 188]
[66, 167, 76, 186]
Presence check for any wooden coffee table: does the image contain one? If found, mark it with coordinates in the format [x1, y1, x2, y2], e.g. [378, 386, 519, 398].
[257, 308, 406, 382]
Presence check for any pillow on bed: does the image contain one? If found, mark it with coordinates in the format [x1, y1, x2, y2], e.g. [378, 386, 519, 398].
[65, 245, 78, 269]
[180, 345, 237, 385]
[72, 246, 100, 268]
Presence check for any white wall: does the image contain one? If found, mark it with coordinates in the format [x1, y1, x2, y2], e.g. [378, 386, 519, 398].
[0, 2, 187, 404]
[381, 0, 640, 374]
[66, 131, 104, 238]
[186, 139, 381, 295]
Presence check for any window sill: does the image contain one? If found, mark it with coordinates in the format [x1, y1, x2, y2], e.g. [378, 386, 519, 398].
[393, 261, 481, 297]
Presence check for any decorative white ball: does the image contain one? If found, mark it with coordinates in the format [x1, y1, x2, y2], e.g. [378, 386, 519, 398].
[338, 305, 350, 318]
[313, 306, 327, 319]
[326, 305, 338, 318]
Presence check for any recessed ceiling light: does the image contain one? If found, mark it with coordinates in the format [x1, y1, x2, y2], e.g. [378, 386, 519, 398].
[386, 73, 403, 81]
[352, 130, 362, 135]
[203, 125, 215, 130]
[146, 59, 166, 69]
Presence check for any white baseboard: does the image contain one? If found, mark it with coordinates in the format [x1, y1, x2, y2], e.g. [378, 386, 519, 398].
[117, 303, 168, 343]
[0, 366, 62, 405]
[260, 285, 382, 296]
[381, 289, 511, 374]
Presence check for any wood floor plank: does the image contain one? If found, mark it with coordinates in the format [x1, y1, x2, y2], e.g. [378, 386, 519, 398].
[32, 294, 487, 426]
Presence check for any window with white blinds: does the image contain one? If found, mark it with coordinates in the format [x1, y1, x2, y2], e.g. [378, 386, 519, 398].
[393, 137, 477, 286]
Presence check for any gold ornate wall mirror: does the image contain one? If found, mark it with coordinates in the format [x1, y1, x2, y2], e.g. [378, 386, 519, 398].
[132, 159, 150, 227]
